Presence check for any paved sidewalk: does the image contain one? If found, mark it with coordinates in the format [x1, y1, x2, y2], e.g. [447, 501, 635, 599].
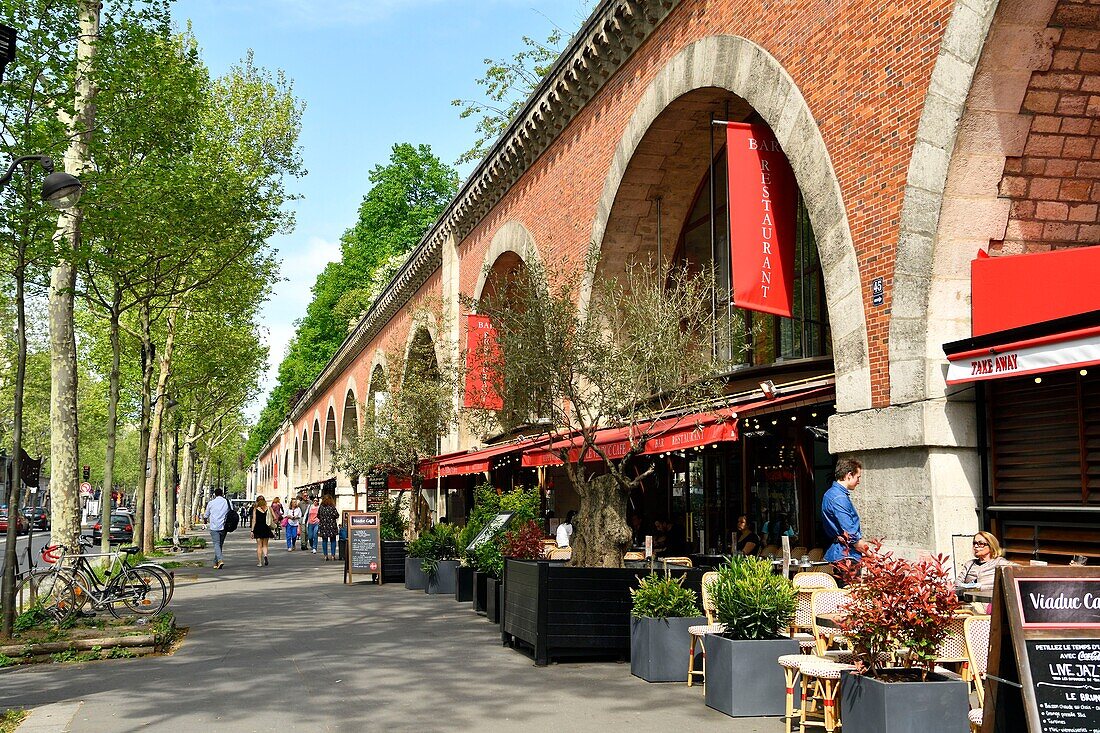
[2, 534, 783, 732]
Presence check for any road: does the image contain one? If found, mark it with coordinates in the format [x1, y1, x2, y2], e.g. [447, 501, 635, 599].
[1, 533, 784, 732]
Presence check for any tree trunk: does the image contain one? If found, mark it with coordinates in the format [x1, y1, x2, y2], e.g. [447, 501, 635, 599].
[163, 417, 178, 539]
[2, 245, 28, 638]
[100, 292, 121, 553]
[142, 302, 179, 552]
[133, 313, 154, 549]
[195, 453, 210, 528]
[179, 422, 197, 534]
[49, 0, 99, 553]
[569, 474, 632, 568]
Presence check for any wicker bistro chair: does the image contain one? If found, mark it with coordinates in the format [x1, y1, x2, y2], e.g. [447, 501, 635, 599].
[687, 571, 724, 688]
[963, 615, 991, 733]
[935, 614, 972, 675]
[797, 657, 856, 733]
[809, 589, 851, 656]
[790, 574, 838, 652]
[807, 548, 825, 562]
[791, 546, 809, 559]
[661, 556, 693, 569]
[547, 547, 572, 561]
[623, 550, 645, 562]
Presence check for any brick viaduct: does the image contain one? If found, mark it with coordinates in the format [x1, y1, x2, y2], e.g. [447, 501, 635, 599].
[251, 0, 1100, 555]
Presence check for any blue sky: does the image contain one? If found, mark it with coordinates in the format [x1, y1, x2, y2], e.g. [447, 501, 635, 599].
[176, 0, 590, 419]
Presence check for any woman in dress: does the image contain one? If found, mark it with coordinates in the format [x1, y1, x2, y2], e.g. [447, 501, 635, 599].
[305, 496, 321, 554]
[250, 496, 276, 566]
[270, 496, 284, 539]
[317, 495, 340, 560]
[285, 498, 302, 551]
[734, 515, 761, 556]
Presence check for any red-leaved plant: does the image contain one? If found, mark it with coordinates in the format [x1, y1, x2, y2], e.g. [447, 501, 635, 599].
[838, 540, 960, 679]
[501, 520, 544, 560]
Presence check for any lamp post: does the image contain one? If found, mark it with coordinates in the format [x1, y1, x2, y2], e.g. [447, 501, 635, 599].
[2, 154, 82, 639]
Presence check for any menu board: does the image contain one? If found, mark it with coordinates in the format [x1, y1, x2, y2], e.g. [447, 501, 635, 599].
[983, 566, 1100, 733]
[365, 474, 388, 512]
[465, 512, 514, 552]
[345, 512, 381, 585]
[1026, 640, 1100, 731]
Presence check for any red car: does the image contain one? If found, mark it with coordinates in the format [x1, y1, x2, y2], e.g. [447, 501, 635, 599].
[0, 508, 28, 535]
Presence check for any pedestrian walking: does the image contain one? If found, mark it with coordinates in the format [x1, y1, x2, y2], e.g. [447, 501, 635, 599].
[297, 490, 312, 550]
[251, 495, 276, 566]
[285, 498, 302, 551]
[239, 505, 247, 528]
[317, 495, 339, 560]
[821, 457, 868, 580]
[203, 487, 231, 570]
[271, 496, 284, 539]
[305, 496, 321, 554]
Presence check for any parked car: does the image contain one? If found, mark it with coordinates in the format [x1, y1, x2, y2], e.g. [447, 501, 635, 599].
[21, 506, 49, 530]
[92, 513, 134, 545]
[0, 508, 28, 535]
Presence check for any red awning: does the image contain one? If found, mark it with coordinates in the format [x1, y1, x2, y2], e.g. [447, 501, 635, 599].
[944, 316, 1100, 384]
[435, 439, 541, 477]
[521, 386, 834, 468]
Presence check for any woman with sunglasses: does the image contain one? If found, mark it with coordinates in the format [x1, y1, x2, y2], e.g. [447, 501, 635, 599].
[958, 530, 1013, 592]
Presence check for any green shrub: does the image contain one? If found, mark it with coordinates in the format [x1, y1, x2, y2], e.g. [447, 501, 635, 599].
[409, 523, 460, 576]
[14, 605, 52, 633]
[630, 572, 700, 620]
[469, 538, 504, 578]
[459, 483, 539, 563]
[379, 494, 408, 541]
[711, 556, 796, 640]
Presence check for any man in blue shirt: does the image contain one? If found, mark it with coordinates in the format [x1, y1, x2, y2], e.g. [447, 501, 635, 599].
[203, 488, 230, 570]
[821, 458, 868, 570]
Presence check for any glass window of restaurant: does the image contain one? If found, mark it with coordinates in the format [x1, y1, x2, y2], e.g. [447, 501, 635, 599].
[657, 141, 835, 556]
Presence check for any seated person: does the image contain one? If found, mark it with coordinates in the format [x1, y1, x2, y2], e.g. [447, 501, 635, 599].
[628, 513, 646, 547]
[957, 531, 1014, 592]
[654, 517, 688, 557]
[734, 514, 760, 556]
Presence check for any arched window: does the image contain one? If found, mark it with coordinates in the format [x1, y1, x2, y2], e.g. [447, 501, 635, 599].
[673, 148, 831, 366]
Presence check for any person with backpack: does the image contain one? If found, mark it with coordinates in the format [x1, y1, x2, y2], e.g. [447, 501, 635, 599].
[203, 487, 231, 570]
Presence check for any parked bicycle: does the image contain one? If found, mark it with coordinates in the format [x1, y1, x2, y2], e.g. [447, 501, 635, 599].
[16, 539, 171, 623]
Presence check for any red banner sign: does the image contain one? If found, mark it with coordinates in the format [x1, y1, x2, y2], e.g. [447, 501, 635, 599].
[463, 314, 504, 410]
[726, 122, 797, 318]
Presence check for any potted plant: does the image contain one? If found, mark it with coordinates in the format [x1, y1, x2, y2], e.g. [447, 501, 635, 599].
[629, 572, 706, 682]
[380, 494, 408, 584]
[472, 538, 505, 620]
[837, 542, 969, 733]
[410, 524, 460, 595]
[704, 556, 799, 717]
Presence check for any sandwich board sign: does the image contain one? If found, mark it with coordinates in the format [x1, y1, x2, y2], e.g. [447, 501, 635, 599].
[982, 565, 1100, 732]
[345, 512, 382, 585]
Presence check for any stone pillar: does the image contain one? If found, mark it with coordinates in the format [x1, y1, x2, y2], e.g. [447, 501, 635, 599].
[441, 231, 462, 452]
[828, 398, 981, 557]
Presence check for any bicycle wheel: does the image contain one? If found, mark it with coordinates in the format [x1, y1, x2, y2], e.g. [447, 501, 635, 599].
[133, 563, 175, 607]
[15, 571, 77, 624]
[116, 565, 168, 616]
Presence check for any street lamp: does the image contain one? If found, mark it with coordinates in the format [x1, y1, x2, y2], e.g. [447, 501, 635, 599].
[0, 155, 82, 210]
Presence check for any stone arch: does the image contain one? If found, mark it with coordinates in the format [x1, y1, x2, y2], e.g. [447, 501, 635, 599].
[402, 313, 445, 382]
[472, 221, 542, 303]
[341, 388, 359, 446]
[292, 437, 300, 488]
[324, 405, 338, 478]
[309, 419, 322, 483]
[582, 35, 871, 413]
[889, 0, 1013, 404]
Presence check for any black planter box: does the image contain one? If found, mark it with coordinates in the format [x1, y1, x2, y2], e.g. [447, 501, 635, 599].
[454, 565, 474, 602]
[629, 615, 706, 682]
[501, 559, 702, 666]
[473, 570, 490, 614]
[426, 560, 459, 594]
[486, 577, 501, 624]
[840, 670, 970, 733]
[704, 635, 800, 717]
[382, 541, 406, 584]
[405, 557, 427, 590]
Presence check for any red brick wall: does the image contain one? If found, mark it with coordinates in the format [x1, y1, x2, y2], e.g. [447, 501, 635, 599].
[999, 0, 1100, 254]
[260, 0, 960, 469]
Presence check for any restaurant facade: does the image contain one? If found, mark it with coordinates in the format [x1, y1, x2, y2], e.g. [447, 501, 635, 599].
[250, 0, 1100, 561]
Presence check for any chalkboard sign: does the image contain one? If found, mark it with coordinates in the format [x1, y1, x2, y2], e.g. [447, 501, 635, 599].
[345, 512, 382, 585]
[983, 566, 1100, 733]
[365, 474, 388, 512]
[465, 512, 515, 552]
